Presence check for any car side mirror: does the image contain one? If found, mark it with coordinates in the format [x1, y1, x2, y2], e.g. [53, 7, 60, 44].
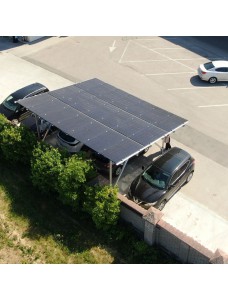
[142, 166, 145, 170]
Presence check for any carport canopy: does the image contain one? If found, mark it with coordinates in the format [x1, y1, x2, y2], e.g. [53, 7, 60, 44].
[18, 78, 188, 165]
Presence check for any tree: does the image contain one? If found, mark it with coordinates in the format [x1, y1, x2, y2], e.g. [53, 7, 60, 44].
[83, 185, 120, 231]
[0, 123, 37, 164]
[31, 143, 63, 193]
[57, 154, 95, 209]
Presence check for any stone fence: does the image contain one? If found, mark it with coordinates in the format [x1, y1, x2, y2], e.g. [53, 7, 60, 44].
[118, 194, 228, 264]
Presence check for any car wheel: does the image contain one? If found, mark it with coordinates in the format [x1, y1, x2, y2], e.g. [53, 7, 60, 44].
[186, 171, 194, 183]
[209, 77, 217, 84]
[114, 166, 122, 177]
[133, 196, 139, 203]
[156, 199, 167, 211]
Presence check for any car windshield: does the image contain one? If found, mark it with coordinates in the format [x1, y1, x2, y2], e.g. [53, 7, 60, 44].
[204, 62, 214, 70]
[142, 165, 170, 189]
[3, 94, 20, 111]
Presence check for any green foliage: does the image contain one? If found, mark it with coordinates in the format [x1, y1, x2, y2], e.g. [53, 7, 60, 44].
[83, 185, 120, 231]
[57, 155, 95, 208]
[31, 143, 63, 194]
[0, 114, 9, 132]
[0, 124, 37, 164]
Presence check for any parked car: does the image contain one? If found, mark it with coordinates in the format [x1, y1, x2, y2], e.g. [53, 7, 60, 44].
[128, 147, 195, 210]
[91, 146, 151, 177]
[55, 132, 128, 176]
[56, 129, 151, 176]
[56, 130, 84, 153]
[0, 82, 49, 121]
[91, 151, 123, 177]
[198, 60, 228, 84]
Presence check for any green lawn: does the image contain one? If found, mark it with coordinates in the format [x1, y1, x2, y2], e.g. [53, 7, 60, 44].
[0, 158, 176, 264]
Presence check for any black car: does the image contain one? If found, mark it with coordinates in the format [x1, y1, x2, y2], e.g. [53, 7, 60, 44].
[0, 83, 49, 121]
[128, 147, 195, 210]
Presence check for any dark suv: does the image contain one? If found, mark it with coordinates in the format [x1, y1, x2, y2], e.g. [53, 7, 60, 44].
[128, 147, 195, 210]
[0, 82, 49, 121]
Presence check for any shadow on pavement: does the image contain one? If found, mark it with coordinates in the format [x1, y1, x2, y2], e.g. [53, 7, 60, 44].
[190, 75, 228, 87]
[0, 36, 51, 51]
[161, 36, 228, 60]
[0, 36, 24, 51]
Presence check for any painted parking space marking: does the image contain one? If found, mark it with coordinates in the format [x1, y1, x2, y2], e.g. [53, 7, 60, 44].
[132, 40, 196, 71]
[146, 71, 196, 76]
[149, 47, 182, 50]
[198, 104, 228, 108]
[124, 59, 170, 63]
[119, 39, 196, 71]
[168, 85, 226, 91]
[119, 40, 130, 63]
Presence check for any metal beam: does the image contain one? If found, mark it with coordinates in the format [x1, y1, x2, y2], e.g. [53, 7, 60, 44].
[109, 160, 113, 186]
[34, 114, 41, 140]
[115, 159, 129, 186]
[42, 123, 52, 141]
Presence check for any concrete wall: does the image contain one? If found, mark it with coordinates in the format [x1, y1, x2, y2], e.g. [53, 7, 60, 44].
[118, 194, 227, 264]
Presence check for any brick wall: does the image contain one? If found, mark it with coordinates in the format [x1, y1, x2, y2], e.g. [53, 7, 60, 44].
[118, 193, 227, 264]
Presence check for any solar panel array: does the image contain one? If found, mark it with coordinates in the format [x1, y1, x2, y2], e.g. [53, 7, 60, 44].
[19, 78, 187, 164]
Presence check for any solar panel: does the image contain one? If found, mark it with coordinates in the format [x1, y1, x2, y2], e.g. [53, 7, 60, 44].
[18, 78, 187, 164]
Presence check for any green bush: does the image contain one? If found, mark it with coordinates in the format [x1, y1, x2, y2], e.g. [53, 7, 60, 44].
[0, 114, 9, 132]
[57, 154, 95, 208]
[31, 143, 63, 194]
[0, 124, 37, 164]
[83, 185, 120, 231]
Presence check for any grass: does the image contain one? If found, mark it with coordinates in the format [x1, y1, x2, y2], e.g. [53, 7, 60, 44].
[0, 158, 177, 264]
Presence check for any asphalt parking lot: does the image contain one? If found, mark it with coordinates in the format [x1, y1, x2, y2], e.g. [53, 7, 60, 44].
[0, 36, 228, 253]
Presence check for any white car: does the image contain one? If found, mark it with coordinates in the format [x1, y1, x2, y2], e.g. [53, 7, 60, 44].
[198, 60, 228, 84]
[56, 130, 84, 153]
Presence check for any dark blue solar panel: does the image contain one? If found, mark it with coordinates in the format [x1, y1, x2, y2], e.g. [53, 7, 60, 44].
[18, 78, 187, 164]
[77, 79, 187, 130]
[50, 84, 167, 146]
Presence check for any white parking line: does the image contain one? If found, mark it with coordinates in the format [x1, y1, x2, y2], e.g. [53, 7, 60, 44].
[168, 86, 226, 91]
[136, 38, 161, 41]
[149, 47, 182, 50]
[123, 59, 169, 63]
[198, 104, 228, 108]
[132, 40, 196, 71]
[146, 72, 196, 76]
[119, 40, 130, 63]
[176, 58, 209, 61]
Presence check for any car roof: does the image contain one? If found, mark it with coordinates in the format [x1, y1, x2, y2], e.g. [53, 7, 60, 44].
[212, 60, 228, 68]
[154, 147, 191, 174]
[11, 82, 48, 99]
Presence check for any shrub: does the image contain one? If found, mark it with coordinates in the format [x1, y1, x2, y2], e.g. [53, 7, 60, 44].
[0, 124, 37, 164]
[83, 185, 120, 231]
[0, 114, 9, 132]
[57, 154, 95, 209]
[31, 143, 63, 193]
